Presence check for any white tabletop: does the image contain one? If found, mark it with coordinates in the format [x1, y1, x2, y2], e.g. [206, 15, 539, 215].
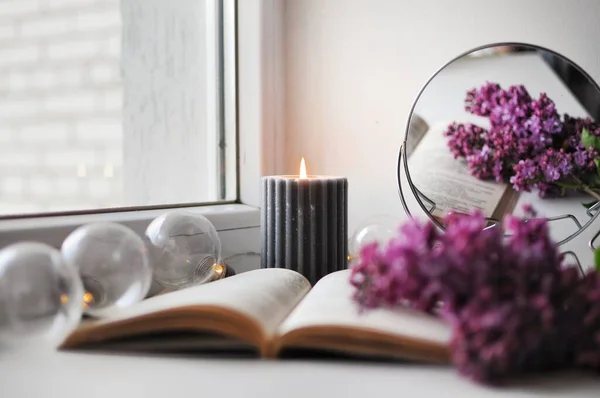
[1, 348, 599, 398]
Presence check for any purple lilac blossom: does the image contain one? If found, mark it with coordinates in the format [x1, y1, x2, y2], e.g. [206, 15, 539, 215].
[350, 207, 600, 384]
[444, 83, 600, 197]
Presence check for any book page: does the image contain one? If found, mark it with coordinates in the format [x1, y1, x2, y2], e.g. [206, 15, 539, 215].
[71, 268, 311, 341]
[407, 120, 509, 218]
[405, 114, 430, 157]
[277, 270, 451, 346]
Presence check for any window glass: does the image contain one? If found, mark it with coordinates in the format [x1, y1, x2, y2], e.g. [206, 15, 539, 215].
[0, 0, 236, 217]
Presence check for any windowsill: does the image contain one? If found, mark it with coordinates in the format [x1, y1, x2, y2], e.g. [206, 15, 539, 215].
[0, 203, 260, 248]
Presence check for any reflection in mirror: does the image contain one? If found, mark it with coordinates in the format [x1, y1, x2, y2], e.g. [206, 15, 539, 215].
[403, 44, 600, 247]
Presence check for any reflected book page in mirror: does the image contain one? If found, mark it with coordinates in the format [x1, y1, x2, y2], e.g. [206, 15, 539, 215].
[407, 115, 519, 222]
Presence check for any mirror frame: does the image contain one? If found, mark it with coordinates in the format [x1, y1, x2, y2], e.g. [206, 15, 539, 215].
[397, 41, 600, 247]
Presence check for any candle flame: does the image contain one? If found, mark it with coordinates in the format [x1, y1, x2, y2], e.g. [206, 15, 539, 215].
[300, 157, 307, 179]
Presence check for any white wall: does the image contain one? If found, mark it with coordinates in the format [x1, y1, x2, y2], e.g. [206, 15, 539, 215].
[283, 0, 600, 235]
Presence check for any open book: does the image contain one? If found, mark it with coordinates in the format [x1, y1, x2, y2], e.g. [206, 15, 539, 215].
[406, 115, 518, 222]
[61, 268, 451, 364]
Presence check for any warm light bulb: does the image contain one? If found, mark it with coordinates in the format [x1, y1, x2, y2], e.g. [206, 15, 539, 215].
[300, 157, 307, 179]
[0, 242, 84, 349]
[144, 210, 223, 289]
[213, 263, 225, 276]
[348, 214, 402, 263]
[61, 222, 152, 317]
[83, 292, 95, 305]
[82, 291, 95, 309]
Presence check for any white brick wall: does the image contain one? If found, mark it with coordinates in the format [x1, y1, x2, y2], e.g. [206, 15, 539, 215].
[0, 24, 16, 40]
[0, 1, 40, 18]
[0, 129, 13, 143]
[0, 46, 40, 67]
[76, 118, 121, 141]
[48, 0, 104, 9]
[76, 8, 121, 31]
[47, 38, 102, 60]
[44, 92, 97, 113]
[0, 98, 40, 119]
[0, 0, 123, 215]
[1, 177, 24, 195]
[90, 63, 117, 83]
[21, 15, 72, 38]
[20, 123, 70, 142]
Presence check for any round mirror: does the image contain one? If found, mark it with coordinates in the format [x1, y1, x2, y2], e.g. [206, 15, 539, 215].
[398, 43, 600, 265]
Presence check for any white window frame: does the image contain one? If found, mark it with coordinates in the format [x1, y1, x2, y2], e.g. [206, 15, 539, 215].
[0, 0, 286, 275]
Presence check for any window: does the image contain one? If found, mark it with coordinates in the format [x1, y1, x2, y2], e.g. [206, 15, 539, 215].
[0, 0, 285, 275]
[0, 0, 237, 217]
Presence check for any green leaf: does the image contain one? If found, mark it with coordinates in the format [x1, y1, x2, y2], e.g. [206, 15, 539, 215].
[582, 128, 600, 151]
[582, 200, 599, 209]
[588, 174, 600, 187]
[595, 158, 600, 177]
[595, 247, 600, 271]
[554, 181, 580, 190]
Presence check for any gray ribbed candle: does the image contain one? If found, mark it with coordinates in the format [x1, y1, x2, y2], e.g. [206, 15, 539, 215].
[261, 175, 348, 285]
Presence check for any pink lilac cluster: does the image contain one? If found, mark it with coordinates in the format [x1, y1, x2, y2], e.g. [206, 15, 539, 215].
[350, 207, 600, 384]
[444, 82, 600, 197]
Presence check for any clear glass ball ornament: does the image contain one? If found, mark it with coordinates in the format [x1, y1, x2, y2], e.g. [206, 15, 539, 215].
[0, 242, 83, 349]
[61, 222, 152, 317]
[348, 214, 402, 263]
[144, 210, 225, 290]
